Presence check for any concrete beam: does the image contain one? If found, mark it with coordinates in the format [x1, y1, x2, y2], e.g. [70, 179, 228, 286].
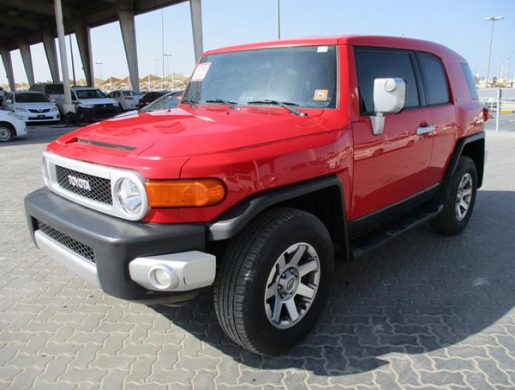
[189, 0, 203, 62]
[0, 14, 40, 30]
[18, 40, 35, 86]
[0, 0, 71, 18]
[0, 48, 16, 91]
[74, 18, 94, 87]
[42, 29, 60, 82]
[117, 0, 140, 92]
[54, 0, 73, 113]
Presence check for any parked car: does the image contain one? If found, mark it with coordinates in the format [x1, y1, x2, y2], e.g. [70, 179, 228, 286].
[0, 87, 5, 105]
[0, 110, 27, 142]
[115, 90, 183, 118]
[29, 83, 65, 112]
[108, 90, 143, 111]
[2, 91, 60, 123]
[71, 87, 121, 123]
[137, 90, 170, 109]
[25, 36, 487, 355]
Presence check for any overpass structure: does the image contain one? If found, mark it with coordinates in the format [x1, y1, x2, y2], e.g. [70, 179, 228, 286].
[0, 0, 203, 104]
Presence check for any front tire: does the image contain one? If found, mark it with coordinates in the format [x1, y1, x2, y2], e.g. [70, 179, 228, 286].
[429, 156, 478, 235]
[214, 208, 333, 355]
[0, 123, 14, 142]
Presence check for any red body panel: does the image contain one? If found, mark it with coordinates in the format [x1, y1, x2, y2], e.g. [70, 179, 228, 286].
[45, 35, 484, 225]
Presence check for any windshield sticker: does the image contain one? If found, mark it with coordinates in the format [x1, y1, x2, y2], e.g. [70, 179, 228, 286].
[317, 46, 328, 53]
[191, 62, 212, 82]
[313, 89, 329, 101]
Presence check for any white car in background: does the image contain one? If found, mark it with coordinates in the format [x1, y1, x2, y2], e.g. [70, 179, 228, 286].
[0, 110, 27, 142]
[2, 91, 60, 123]
[108, 90, 143, 111]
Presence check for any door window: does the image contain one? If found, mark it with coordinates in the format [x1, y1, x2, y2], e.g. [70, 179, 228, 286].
[417, 53, 450, 105]
[355, 48, 420, 114]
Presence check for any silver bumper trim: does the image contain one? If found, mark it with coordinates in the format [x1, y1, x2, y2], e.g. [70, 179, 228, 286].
[35, 230, 100, 287]
[129, 251, 216, 292]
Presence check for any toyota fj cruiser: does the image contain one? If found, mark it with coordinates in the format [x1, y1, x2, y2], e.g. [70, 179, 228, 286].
[25, 36, 486, 355]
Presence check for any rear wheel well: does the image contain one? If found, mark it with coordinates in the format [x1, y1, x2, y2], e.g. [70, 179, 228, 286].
[460, 138, 484, 188]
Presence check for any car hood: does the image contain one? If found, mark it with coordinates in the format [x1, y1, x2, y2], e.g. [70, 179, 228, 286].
[48, 106, 333, 178]
[78, 98, 117, 106]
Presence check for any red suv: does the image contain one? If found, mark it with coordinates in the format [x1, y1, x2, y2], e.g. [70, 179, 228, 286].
[25, 36, 486, 355]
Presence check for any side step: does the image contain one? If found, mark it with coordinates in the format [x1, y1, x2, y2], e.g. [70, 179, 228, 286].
[350, 204, 443, 259]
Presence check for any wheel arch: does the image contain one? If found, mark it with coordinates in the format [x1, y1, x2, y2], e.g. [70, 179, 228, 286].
[208, 175, 349, 258]
[446, 131, 485, 188]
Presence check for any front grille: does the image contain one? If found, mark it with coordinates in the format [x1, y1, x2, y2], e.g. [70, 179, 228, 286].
[28, 108, 51, 113]
[55, 165, 112, 205]
[37, 220, 96, 263]
[77, 138, 137, 151]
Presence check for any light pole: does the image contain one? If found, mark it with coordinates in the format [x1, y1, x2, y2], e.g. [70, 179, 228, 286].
[277, 0, 281, 39]
[95, 62, 103, 81]
[508, 50, 514, 83]
[484, 16, 504, 87]
[164, 54, 172, 90]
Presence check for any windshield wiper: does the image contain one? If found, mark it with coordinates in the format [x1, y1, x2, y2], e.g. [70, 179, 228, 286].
[181, 99, 198, 109]
[206, 99, 239, 110]
[247, 100, 307, 116]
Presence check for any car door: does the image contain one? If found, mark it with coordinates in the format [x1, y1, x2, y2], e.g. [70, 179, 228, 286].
[351, 47, 434, 219]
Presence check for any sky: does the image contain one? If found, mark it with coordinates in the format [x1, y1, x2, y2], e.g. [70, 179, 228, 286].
[1, 0, 514, 86]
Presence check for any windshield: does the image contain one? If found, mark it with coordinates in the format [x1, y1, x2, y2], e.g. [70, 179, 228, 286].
[183, 45, 337, 109]
[143, 93, 181, 112]
[15, 93, 50, 103]
[75, 89, 107, 99]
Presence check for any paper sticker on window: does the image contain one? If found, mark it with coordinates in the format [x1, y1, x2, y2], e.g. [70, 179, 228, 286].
[317, 46, 328, 53]
[313, 89, 329, 101]
[191, 62, 212, 82]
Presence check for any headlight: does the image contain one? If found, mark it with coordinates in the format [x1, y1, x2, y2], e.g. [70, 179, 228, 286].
[51, 106, 59, 112]
[15, 107, 28, 112]
[7, 112, 23, 120]
[79, 104, 94, 109]
[41, 154, 50, 187]
[115, 177, 143, 216]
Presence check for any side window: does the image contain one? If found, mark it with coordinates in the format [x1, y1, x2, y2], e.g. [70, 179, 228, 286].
[418, 53, 450, 105]
[460, 63, 479, 100]
[355, 48, 420, 114]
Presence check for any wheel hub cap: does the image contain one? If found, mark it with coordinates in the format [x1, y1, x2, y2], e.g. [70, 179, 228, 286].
[264, 243, 321, 329]
[455, 173, 473, 221]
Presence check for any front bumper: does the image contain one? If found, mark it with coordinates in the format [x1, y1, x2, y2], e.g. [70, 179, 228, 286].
[25, 188, 215, 302]
[19, 111, 60, 122]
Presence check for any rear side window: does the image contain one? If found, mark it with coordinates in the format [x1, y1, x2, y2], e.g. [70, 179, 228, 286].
[460, 63, 479, 100]
[45, 84, 64, 95]
[355, 48, 420, 114]
[417, 53, 450, 105]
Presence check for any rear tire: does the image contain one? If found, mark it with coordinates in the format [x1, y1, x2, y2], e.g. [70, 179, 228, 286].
[0, 123, 14, 142]
[214, 208, 333, 355]
[429, 156, 477, 235]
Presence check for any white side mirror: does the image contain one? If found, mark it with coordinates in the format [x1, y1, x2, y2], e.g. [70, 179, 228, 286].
[370, 78, 406, 135]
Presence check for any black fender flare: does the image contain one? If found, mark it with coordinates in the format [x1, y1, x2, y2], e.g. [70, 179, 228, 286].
[445, 131, 485, 188]
[208, 175, 348, 247]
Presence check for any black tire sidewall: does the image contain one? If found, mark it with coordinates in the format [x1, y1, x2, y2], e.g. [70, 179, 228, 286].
[241, 213, 333, 354]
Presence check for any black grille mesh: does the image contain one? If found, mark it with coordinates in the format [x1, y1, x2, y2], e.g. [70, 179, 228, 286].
[55, 165, 112, 205]
[37, 220, 96, 263]
[77, 138, 137, 151]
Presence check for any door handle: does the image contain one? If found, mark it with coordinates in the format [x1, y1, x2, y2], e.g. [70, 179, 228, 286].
[416, 125, 435, 135]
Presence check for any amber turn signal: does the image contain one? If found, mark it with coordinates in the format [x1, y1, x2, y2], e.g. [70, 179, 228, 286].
[146, 179, 226, 208]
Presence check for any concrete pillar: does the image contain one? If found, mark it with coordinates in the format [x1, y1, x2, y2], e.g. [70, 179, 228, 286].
[190, 0, 203, 62]
[54, 0, 73, 113]
[117, 0, 140, 92]
[0, 48, 15, 91]
[43, 29, 60, 82]
[74, 18, 94, 87]
[18, 41, 35, 86]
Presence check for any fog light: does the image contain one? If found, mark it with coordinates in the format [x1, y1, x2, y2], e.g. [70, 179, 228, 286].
[149, 266, 179, 290]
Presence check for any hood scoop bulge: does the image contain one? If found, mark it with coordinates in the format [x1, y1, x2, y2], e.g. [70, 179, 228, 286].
[77, 138, 137, 152]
